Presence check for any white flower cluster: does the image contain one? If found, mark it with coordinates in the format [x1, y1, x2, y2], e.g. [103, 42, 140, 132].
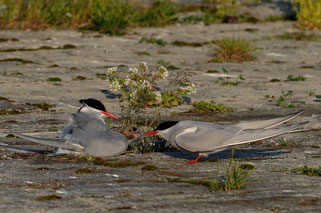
[124, 76, 131, 86]
[180, 82, 196, 94]
[137, 79, 151, 89]
[110, 80, 121, 92]
[154, 91, 162, 104]
[129, 67, 138, 75]
[107, 66, 118, 74]
[129, 89, 138, 101]
[140, 62, 148, 71]
[158, 66, 168, 79]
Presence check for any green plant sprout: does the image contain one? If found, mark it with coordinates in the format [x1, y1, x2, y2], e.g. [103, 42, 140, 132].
[139, 37, 167, 46]
[212, 37, 257, 63]
[210, 150, 254, 192]
[189, 100, 234, 113]
[292, 165, 321, 176]
[287, 75, 306, 81]
[276, 90, 305, 108]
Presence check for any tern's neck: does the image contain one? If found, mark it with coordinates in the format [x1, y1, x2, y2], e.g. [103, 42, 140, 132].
[158, 129, 171, 141]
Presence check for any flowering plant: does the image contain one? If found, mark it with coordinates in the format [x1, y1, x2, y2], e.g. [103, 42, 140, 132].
[106, 62, 196, 108]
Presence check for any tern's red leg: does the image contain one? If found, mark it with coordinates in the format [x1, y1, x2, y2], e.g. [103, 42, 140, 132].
[186, 154, 201, 164]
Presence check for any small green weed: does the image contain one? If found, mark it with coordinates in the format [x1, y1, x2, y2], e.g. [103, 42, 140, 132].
[276, 90, 304, 108]
[141, 164, 159, 171]
[46, 77, 62, 82]
[75, 168, 95, 174]
[292, 165, 321, 176]
[210, 151, 254, 192]
[189, 100, 234, 113]
[0, 37, 18, 42]
[309, 90, 315, 96]
[48, 126, 59, 132]
[0, 45, 76, 53]
[135, 51, 151, 56]
[0, 58, 36, 64]
[216, 74, 244, 86]
[206, 70, 220, 73]
[0, 96, 12, 101]
[287, 75, 306, 81]
[9, 72, 23, 76]
[73, 76, 86, 81]
[270, 78, 281, 82]
[171, 40, 206, 47]
[169, 178, 211, 188]
[34, 194, 61, 201]
[278, 139, 295, 147]
[212, 37, 257, 63]
[157, 60, 179, 70]
[275, 31, 320, 41]
[91, 158, 145, 168]
[96, 73, 107, 80]
[139, 37, 167, 46]
[6, 134, 16, 138]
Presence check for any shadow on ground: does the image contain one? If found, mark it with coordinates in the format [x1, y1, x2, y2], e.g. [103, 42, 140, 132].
[162, 148, 291, 161]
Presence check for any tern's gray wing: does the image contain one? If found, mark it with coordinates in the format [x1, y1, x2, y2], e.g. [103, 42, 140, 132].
[13, 133, 83, 151]
[80, 119, 128, 157]
[60, 113, 74, 138]
[236, 110, 303, 130]
[217, 121, 308, 149]
[174, 122, 242, 153]
[62, 111, 103, 141]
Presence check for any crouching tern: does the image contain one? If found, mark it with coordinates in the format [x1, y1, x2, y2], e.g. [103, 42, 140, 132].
[144, 110, 307, 164]
[13, 98, 138, 157]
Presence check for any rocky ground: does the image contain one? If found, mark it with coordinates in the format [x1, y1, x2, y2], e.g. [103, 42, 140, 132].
[0, 20, 321, 212]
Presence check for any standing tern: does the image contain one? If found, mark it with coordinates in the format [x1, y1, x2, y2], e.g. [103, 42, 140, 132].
[13, 98, 138, 157]
[144, 110, 307, 164]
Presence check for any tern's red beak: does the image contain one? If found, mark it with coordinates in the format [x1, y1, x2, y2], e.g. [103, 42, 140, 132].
[101, 111, 119, 120]
[143, 130, 159, 136]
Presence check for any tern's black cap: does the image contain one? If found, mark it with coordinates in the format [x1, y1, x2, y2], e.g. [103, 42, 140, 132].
[155, 121, 179, 131]
[79, 98, 106, 112]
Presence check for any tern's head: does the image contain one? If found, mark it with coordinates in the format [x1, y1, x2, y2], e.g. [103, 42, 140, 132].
[122, 125, 138, 140]
[79, 98, 119, 120]
[143, 121, 179, 136]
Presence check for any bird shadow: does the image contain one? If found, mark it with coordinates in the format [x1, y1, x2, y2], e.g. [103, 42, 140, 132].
[162, 148, 291, 162]
[101, 90, 122, 99]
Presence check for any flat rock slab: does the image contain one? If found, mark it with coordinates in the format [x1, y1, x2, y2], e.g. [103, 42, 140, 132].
[0, 21, 321, 212]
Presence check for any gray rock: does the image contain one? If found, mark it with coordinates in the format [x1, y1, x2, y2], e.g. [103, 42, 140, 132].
[236, 0, 296, 21]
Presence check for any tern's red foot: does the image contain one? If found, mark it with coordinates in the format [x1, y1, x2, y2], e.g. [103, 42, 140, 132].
[186, 154, 201, 164]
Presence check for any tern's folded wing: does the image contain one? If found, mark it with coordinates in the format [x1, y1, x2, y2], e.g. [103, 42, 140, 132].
[236, 110, 303, 130]
[216, 121, 308, 149]
[175, 124, 241, 153]
[80, 119, 128, 157]
[14, 133, 83, 151]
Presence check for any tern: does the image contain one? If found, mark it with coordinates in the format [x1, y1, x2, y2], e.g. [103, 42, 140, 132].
[144, 110, 307, 164]
[13, 98, 138, 157]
